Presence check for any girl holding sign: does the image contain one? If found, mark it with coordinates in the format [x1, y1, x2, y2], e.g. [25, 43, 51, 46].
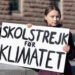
[27, 4, 75, 75]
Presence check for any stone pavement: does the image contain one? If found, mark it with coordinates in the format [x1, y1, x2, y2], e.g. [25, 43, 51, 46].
[0, 63, 37, 75]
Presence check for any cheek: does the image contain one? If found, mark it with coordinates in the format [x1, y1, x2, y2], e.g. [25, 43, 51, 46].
[57, 17, 61, 21]
[47, 17, 52, 22]
[57, 19, 61, 23]
[45, 17, 53, 24]
[47, 20, 53, 25]
[48, 18, 53, 23]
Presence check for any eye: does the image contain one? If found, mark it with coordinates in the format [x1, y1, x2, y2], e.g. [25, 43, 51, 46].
[50, 16, 55, 18]
[56, 16, 60, 18]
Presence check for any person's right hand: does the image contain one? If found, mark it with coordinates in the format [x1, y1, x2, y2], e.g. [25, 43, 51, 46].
[26, 23, 32, 28]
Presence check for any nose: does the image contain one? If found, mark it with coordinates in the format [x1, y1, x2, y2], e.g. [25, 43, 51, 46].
[53, 17, 57, 21]
[54, 17, 59, 21]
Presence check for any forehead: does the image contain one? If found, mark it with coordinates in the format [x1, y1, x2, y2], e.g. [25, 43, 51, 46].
[47, 10, 59, 16]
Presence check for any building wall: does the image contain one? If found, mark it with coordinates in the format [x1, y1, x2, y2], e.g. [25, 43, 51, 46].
[0, 0, 50, 25]
[63, 0, 75, 29]
[0, 0, 75, 29]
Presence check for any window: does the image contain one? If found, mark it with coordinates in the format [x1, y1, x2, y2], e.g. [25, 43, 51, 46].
[51, 0, 63, 20]
[9, 0, 24, 16]
[9, 0, 19, 11]
[12, 0, 19, 10]
[56, 0, 63, 20]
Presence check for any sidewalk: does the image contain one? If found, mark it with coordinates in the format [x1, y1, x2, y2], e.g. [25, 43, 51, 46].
[0, 63, 37, 75]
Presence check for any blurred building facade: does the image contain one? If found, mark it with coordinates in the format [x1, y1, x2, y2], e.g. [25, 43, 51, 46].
[0, 0, 75, 29]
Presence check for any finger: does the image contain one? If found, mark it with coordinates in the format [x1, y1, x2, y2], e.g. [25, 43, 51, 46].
[63, 46, 70, 52]
[27, 23, 32, 28]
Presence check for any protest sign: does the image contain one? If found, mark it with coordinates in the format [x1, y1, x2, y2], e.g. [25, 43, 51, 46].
[0, 22, 69, 73]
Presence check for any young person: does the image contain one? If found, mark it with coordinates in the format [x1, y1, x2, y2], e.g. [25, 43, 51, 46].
[27, 4, 75, 75]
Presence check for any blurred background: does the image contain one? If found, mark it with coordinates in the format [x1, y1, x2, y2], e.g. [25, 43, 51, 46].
[0, 0, 75, 75]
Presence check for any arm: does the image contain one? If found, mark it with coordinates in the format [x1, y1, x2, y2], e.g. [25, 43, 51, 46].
[26, 23, 39, 72]
[67, 32, 75, 60]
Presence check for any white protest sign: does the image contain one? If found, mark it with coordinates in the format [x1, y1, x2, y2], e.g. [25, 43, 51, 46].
[0, 22, 69, 73]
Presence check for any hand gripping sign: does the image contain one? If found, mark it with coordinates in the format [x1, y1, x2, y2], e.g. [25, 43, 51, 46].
[0, 22, 69, 73]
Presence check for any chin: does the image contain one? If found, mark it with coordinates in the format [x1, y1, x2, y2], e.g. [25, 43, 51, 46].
[52, 24, 57, 27]
[48, 24, 57, 27]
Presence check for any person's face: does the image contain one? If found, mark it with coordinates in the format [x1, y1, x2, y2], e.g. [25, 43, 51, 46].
[45, 9, 61, 27]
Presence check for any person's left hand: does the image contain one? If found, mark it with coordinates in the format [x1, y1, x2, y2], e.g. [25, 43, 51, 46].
[63, 45, 70, 53]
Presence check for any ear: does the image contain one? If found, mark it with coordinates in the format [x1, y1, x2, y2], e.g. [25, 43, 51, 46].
[44, 16, 47, 21]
